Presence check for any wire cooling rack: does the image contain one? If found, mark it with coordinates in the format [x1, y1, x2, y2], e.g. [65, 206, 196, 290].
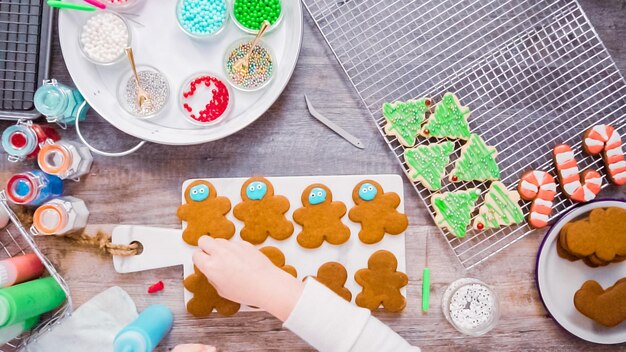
[0, 192, 72, 351]
[302, 0, 626, 269]
[0, 0, 53, 120]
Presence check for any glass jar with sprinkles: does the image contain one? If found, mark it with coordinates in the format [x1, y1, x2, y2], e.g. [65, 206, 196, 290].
[102, 0, 146, 11]
[179, 72, 233, 126]
[231, 0, 283, 34]
[441, 278, 500, 336]
[117, 65, 170, 120]
[79, 11, 132, 65]
[224, 38, 275, 92]
[176, 0, 229, 40]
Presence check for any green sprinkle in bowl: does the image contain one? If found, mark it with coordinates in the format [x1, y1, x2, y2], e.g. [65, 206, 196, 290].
[176, 0, 230, 40]
[230, 0, 284, 35]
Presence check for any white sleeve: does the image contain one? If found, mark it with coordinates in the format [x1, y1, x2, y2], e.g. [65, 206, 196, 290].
[283, 279, 420, 352]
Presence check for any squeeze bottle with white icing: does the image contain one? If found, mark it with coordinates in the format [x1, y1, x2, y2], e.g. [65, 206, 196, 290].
[31, 197, 89, 236]
[38, 140, 93, 180]
[0, 316, 39, 345]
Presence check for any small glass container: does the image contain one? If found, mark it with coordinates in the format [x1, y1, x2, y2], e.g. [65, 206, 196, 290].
[176, 0, 229, 40]
[441, 278, 499, 337]
[117, 65, 170, 120]
[178, 72, 234, 127]
[34, 79, 88, 126]
[31, 196, 89, 236]
[1, 121, 60, 162]
[223, 38, 276, 92]
[102, 0, 146, 11]
[38, 140, 94, 181]
[78, 11, 132, 66]
[6, 170, 64, 207]
[231, 0, 283, 34]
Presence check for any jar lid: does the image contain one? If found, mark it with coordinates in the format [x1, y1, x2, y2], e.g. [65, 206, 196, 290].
[6, 174, 35, 204]
[38, 142, 71, 176]
[33, 203, 67, 235]
[34, 80, 69, 118]
[1, 125, 38, 157]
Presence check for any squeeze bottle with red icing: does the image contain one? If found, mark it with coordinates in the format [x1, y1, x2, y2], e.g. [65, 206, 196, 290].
[0, 253, 45, 288]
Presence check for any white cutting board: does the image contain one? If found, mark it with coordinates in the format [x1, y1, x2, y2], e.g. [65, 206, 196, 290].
[112, 174, 407, 310]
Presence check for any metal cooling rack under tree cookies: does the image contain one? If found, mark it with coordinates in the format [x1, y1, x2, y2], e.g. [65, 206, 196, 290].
[0, 0, 53, 120]
[0, 192, 72, 351]
[302, 0, 626, 269]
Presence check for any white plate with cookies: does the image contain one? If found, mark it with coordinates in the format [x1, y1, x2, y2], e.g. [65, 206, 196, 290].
[536, 200, 626, 344]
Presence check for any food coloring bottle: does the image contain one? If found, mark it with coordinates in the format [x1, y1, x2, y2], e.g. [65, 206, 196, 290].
[32, 197, 89, 236]
[0, 253, 45, 288]
[34, 79, 88, 126]
[6, 170, 64, 206]
[113, 304, 174, 352]
[0, 277, 66, 328]
[1, 121, 60, 162]
[38, 140, 93, 180]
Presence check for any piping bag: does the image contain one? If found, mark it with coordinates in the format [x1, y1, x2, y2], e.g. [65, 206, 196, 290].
[25, 286, 138, 352]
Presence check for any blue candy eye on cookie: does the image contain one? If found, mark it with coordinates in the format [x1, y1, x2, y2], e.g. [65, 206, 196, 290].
[190, 184, 210, 202]
[358, 183, 377, 201]
[247, 181, 267, 200]
[308, 187, 327, 205]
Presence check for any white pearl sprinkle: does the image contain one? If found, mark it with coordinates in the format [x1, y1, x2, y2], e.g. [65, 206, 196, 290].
[80, 13, 129, 63]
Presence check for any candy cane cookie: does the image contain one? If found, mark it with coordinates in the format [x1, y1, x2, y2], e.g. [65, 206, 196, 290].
[553, 144, 602, 202]
[517, 171, 557, 228]
[583, 124, 626, 185]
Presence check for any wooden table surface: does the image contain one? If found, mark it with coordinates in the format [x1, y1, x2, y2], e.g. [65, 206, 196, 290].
[3, 1, 626, 351]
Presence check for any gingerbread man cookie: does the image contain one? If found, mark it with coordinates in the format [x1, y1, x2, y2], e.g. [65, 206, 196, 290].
[233, 177, 294, 245]
[574, 278, 626, 327]
[177, 180, 235, 246]
[260, 246, 297, 277]
[293, 184, 350, 248]
[183, 266, 240, 317]
[355, 250, 408, 312]
[348, 180, 408, 244]
[312, 262, 352, 301]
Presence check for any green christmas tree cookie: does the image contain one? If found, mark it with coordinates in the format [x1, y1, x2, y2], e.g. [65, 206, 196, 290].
[450, 133, 500, 182]
[472, 181, 524, 230]
[383, 98, 431, 146]
[420, 92, 471, 140]
[404, 141, 455, 191]
[432, 189, 481, 238]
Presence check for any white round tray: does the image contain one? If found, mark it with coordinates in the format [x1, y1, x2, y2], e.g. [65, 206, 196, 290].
[536, 200, 626, 344]
[58, 0, 303, 145]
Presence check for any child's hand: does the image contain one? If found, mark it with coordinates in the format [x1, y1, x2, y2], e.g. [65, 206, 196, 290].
[172, 344, 216, 352]
[193, 236, 305, 321]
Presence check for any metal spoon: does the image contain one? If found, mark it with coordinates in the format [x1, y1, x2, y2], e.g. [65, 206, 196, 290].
[233, 20, 270, 74]
[124, 47, 150, 109]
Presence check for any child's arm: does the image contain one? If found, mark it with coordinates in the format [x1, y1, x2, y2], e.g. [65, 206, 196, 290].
[192, 236, 420, 352]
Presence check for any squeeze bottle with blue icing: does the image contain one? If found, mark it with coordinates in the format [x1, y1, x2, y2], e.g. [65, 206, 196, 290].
[113, 304, 174, 352]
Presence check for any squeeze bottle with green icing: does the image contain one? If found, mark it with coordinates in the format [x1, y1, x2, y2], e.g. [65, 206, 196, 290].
[0, 276, 66, 328]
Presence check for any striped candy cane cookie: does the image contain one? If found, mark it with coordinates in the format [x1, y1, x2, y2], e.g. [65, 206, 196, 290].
[583, 124, 626, 185]
[517, 171, 557, 228]
[553, 144, 602, 202]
